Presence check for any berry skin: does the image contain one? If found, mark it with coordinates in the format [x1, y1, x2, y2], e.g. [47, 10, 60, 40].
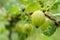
[41, 18, 50, 31]
[31, 10, 45, 27]
[22, 23, 33, 34]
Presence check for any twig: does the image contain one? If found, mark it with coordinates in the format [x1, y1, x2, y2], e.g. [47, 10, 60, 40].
[9, 28, 12, 40]
[21, 8, 60, 27]
[44, 13, 60, 27]
[7, 13, 21, 40]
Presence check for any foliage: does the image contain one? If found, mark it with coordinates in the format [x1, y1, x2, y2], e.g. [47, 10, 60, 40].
[0, 0, 60, 40]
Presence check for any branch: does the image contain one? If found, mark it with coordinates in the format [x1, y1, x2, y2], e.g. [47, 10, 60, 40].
[22, 8, 60, 27]
[5, 13, 21, 40]
[9, 28, 12, 40]
[44, 13, 60, 27]
[7, 8, 25, 40]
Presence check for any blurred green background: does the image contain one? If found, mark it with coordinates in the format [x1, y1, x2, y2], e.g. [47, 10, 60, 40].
[0, 0, 60, 40]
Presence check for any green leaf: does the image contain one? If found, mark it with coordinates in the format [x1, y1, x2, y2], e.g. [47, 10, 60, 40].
[18, 0, 33, 5]
[43, 21, 56, 37]
[49, 27, 60, 40]
[50, 2, 58, 11]
[20, 12, 27, 21]
[18, 32, 26, 40]
[25, 2, 41, 12]
[7, 5, 19, 18]
[8, 5, 18, 13]
[38, 0, 44, 7]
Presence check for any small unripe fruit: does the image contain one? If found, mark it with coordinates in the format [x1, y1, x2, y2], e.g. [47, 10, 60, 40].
[15, 24, 23, 32]
[41, 18, 50, 31]
[22, 23, 33, 34]
[31, 10, 45, 27]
